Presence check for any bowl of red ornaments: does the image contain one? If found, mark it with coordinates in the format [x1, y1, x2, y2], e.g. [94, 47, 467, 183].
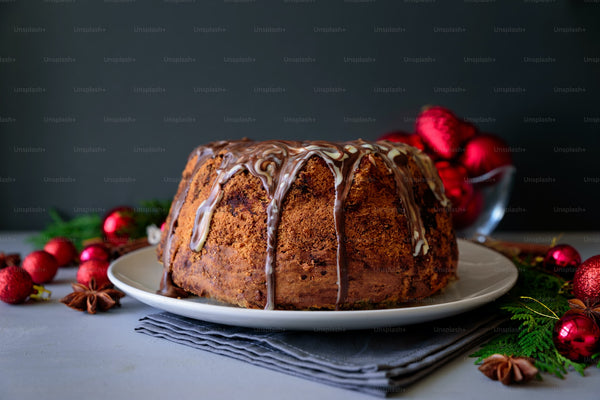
[379, 106, 515, 238]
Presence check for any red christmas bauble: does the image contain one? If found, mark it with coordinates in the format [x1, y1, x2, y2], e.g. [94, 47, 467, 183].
[553, 311, 600, 362]
[77, 259, 110, 288]
[416, 106, 475, 159]
[79, 244, 111, 264]
[573, 255, 600, 304]
[436, 161, 471, 201]
[435, 161, 482, 229]
[543, 244, 581, 279]
[378, 131, 426, 151]
[461, 120, 477, 141]
[44, 237, 78, 267]
[459, 133, 512, 178]
[103, 206, 136, 246]
[160, 221, 166, 232]
[453, 189, 483, 229]
[22, 250, 59, 284]
[0, 266, 34, 304]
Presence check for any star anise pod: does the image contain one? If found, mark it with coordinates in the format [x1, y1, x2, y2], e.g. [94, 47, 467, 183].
[478, 354, 538, 385]
[568, 298, 600, 323]
[60, 278, 125, 314]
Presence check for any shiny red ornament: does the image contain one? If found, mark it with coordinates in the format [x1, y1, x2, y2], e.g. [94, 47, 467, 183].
[573, 255, 600, 304]
[22, 250, 59, 284]
[0, 266, 34, 304]
[459, 133, 512, 178]
[543, 244, 581, 279]
[378, 131, 426, 151]
[453, 189, 483, 229]
[44, 237, 78, 267]
[79, 244, 111, 264]
[553, 310, 600, 362]
[160, 221, 166, 232]
[77, 259, 110, 288]
[103, 206, 136, 246]
[435, 161, 482, 229]
[416, 106, 475, 159]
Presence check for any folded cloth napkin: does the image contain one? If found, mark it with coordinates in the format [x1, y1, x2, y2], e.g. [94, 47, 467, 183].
[136, 308, 502, 397]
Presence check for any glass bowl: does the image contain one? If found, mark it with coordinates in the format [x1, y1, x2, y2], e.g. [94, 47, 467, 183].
[455, 165, 516, 239]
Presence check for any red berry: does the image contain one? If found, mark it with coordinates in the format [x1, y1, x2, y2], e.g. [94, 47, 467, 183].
[378, 131, 425, 151]
[77, 259, 110, 288]
[22, 250, 59, 284]
[44, 237, 78, 267]
[79, 244, 111, 264]
[0, 265, 34, 304]
[416, 106, 475, 159]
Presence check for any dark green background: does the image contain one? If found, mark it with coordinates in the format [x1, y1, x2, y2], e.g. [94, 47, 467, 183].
[1, 0, 599, 230]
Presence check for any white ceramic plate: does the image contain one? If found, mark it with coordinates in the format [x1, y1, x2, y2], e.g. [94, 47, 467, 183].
[108, 239, 517, 330]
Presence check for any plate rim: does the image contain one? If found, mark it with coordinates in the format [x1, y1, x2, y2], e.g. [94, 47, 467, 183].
[108, 239, 517, 329]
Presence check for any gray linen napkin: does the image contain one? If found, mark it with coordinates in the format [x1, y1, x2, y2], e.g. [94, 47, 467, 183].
[136, 308, 501, 397]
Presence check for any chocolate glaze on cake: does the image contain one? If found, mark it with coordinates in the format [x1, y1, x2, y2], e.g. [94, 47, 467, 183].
[158, 139, 457, 311]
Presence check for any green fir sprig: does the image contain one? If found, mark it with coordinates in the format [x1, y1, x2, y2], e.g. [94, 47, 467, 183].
[29, 209, 102, 251]
[471, 257, 591, 378]
[131, 199, 172, 238]
[28, 199, 171, 251]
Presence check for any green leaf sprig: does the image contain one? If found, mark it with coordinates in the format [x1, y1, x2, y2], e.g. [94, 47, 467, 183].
[28, 199, 171, 251]
[471, 257, 590, 378]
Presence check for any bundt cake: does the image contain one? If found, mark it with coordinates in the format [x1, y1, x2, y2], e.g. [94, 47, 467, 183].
[157, 139, 458, 310]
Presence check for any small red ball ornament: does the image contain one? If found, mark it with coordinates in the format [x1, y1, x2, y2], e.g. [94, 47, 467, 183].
[435, 161, 482, 229]
[103, 206, 136, 246]
[459, 133, 512, 178]
[378, 131, 426, 151]
[22, 250, 59, 284]
[543, 244, 581, 279]
[77, 259, 110, 288]
[0, 266, 34, 304]
[79, 244, 111, 264]
[416, 106, 475, 159]
[573, 255, 600, 304]
[553, 311, 600, 362]
[44, 237, 78, 267]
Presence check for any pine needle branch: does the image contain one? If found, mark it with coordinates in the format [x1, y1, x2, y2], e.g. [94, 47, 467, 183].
[470, 257, 590, 379]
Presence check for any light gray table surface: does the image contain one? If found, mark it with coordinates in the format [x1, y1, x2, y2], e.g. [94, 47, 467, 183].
[1, 231, 599, 400]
